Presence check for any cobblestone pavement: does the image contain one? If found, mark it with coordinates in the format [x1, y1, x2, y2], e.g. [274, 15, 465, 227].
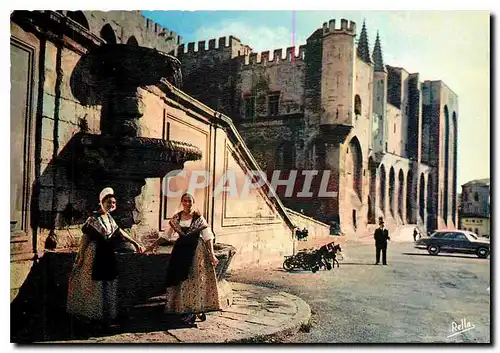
[41, 282, 311, 343]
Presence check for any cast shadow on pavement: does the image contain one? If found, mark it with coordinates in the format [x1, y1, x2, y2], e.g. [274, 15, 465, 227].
[13, 303, 197, 343]
[401, 252, 489, 260]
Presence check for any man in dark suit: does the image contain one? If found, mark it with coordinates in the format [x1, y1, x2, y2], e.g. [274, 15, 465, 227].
[374, 220, 390, 265]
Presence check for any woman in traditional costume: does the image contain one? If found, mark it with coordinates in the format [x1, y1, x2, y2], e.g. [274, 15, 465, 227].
[66, 187, 145, 329]
[148, 192, 222, 325]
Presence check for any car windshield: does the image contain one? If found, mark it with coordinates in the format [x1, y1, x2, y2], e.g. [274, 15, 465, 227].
[466, 233, 478, 240]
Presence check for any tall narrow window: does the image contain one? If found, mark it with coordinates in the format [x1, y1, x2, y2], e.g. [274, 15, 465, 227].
[256, 95, 266, 116]
[354, 94, 362, 116]
[268, 93, 280, 116]
[100, 24, 117, 44]
[244, 96, 255, 119]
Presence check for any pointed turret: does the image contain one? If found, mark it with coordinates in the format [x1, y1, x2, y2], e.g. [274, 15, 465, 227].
[356, 20, 371, 63]
[373, 31, 385, 72]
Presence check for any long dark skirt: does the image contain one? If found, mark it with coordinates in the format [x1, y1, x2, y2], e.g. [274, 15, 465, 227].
[166, 232, 200, 287]
[67, 238, 118, 321]
[165, 238, 223, 314]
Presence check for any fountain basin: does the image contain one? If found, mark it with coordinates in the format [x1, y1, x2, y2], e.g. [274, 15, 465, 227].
[59, 133, 202, 179]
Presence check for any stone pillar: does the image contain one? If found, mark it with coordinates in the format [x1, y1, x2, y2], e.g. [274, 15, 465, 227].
[320, 142, 341, 225]
[101, 88, 145, 138]
[374, 167, 380, 219]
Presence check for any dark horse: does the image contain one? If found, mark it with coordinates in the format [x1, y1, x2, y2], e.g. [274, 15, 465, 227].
[318, 242, 342, 269]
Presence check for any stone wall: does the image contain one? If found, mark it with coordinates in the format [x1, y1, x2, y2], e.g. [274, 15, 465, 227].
[421, 80, 459, 228]
[386, 104, 403, 156]
[237, 48, 306, 120]
[320, 24, 356, 126]
[286, 208, 331, 240]
[176, 36, 242, 116]
[81, 10, 180, 52]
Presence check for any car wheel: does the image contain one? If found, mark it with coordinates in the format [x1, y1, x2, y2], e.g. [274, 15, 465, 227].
[283, 258, 294, 271]
[427, 244, 440, 255]
[477, 247, 490, 258]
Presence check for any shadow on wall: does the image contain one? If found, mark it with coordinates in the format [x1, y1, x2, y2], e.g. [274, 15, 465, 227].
[29, 132, 146, 249]
[31, 44, 190, 249]
[181, 56, 239, 116]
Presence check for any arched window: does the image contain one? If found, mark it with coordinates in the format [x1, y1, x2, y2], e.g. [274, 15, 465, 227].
[406, 170, 414, 223]
[354, 94, 362, 116]
[389, 167, 395, 216]
[452, 112, 458, 224]
[126, 36, 139, 46]
[427, 175, 436, 233]
[443, 105, 450, 223]
[380, 164, 386, 215]
[398, 170, 405, 220]
[419, 174, 425, 222]
[100, 24, 117, 44]
[347, 136, 363, 199]
[368, 157, 377, 224]
[474, 192, 479, 202]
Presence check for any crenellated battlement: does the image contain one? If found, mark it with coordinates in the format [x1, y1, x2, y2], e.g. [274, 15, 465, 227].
[143, 16, 182, 45]
[235, 45, 307, 67]
[322, 18, 356, 36]
[176, 17, 358, 65]
[177, 35, 250, 56]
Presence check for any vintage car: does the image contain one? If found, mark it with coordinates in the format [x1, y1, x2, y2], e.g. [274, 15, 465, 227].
[415, 230, 490, 258]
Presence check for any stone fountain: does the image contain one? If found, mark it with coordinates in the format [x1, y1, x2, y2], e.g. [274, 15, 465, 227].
[64, 44, 236, 309]
[68, 44, 199, 228]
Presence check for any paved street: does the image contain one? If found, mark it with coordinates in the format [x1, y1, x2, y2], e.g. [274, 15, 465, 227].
[227, 240, 491, 343]
[39, 283, 311, 344]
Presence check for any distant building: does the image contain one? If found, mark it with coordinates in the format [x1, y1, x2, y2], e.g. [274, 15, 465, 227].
[460, 179, 490, 238]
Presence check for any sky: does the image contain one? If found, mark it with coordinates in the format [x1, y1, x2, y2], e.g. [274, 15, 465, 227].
[142, 10, 490, 193]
